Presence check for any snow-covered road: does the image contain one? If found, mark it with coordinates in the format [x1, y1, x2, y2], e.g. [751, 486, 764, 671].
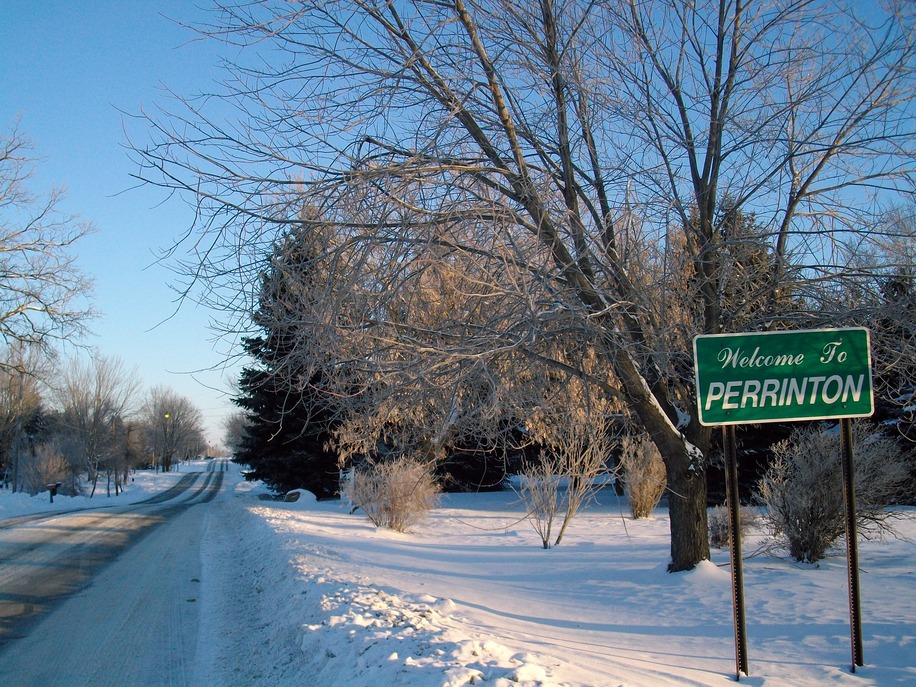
[0, 462, 227, 686]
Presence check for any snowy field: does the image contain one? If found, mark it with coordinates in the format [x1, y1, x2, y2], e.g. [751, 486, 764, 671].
[2, 462, 914, 686]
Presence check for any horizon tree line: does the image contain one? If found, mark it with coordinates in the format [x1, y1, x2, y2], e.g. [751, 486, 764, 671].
[0, 350, 208, 497]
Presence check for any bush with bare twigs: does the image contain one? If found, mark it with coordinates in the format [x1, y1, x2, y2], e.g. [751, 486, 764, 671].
[708, 505, 760, 549]
[515, 424, 611, 549]
[619, 433, 667, 519]
[20, 443, 81, 496]
[755, 422, 910, 563]
[515, 452, 563, 550]
[343, 458, 440, 533]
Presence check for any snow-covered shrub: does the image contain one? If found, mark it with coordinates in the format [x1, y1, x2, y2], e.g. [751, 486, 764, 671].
[708, 505, 759, 549]
[755, 422, 909, 563]
[19, 443, 81, 496]
[619, 433, 666, 519]
[343, 458, 439, 532]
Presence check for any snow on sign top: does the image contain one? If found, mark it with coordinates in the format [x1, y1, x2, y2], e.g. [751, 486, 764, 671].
[693, 327, 873, 426]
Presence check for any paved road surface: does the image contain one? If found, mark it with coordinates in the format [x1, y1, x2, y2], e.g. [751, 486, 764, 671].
[0, 460, 228, 686]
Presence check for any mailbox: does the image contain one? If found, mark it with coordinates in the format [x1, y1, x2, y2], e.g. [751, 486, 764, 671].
[46, 481, 62, 503]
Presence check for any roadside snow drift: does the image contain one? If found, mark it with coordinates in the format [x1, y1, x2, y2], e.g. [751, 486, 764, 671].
[199, 471, 916, 687]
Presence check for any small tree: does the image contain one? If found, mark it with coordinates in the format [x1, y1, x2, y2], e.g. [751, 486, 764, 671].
[620, 433, 667, 519]
[516, 453, 562, 550]
[554, 427, 611, 546]
[756, 422, 910, 563]
[343, 458, 440, 533]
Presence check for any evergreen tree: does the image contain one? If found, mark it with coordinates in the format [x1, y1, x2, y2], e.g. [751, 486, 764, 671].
[233, 227, 341, 498]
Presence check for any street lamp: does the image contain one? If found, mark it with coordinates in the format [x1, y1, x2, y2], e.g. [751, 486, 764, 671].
[163, 412, 174, 472]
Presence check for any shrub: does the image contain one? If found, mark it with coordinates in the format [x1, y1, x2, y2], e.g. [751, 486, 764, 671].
[343, 458, 440, 532]
[619, 433, 666, 519]
[20, 443, 81, 496]
[515, 452, 563, 550]
[755, 422, 909, 563]
[514, 425, 611, 549]
[708, 505, 760, 549]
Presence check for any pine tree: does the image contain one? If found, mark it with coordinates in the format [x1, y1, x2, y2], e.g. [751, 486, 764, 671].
[233, 227, 341, 498]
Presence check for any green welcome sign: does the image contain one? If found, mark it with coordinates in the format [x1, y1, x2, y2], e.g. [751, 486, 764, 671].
[694, 327, 873, 426]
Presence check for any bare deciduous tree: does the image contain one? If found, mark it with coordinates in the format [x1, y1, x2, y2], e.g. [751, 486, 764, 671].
[518, 368, 618, 547]
[102, 419, 143, 497]
[1, 123, 94, 362]
[833, 205, 916, 441]
[142, 386, 205, 472]
[133, 0, 916, 570]
[515, 454, 563, 550]
[221, 410, 250, 456]
[0, 344, 47, 491]
[54, 355, 139, 496]
[516, 424, 613, 549]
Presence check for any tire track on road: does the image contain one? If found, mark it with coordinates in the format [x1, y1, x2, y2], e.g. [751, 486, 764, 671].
[0, 461, 229, 646]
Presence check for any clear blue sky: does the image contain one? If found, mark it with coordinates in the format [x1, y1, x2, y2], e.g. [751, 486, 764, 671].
[1, 1, 244, 444]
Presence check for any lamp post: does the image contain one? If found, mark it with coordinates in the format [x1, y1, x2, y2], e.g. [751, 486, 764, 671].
[163, 412, 174, 472]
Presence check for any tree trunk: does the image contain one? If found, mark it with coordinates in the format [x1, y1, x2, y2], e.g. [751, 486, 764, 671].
[665, 460, 710, 572]
[609, 342, 710, 571]
[643, 414, 711, 571]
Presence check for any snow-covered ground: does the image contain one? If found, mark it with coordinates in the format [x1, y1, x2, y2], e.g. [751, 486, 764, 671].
[0, 466, 189, 517]
[2, 462, 914, 686]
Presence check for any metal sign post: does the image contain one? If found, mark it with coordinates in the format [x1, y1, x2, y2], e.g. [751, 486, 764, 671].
[724, 424, 749, 679]
[840, 418, 864, 671]
[693, 327, 874, 678]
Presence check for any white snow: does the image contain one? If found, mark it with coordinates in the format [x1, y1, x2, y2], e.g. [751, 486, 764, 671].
[2, 462, 915, 686]
[0, 467, 187, 517]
